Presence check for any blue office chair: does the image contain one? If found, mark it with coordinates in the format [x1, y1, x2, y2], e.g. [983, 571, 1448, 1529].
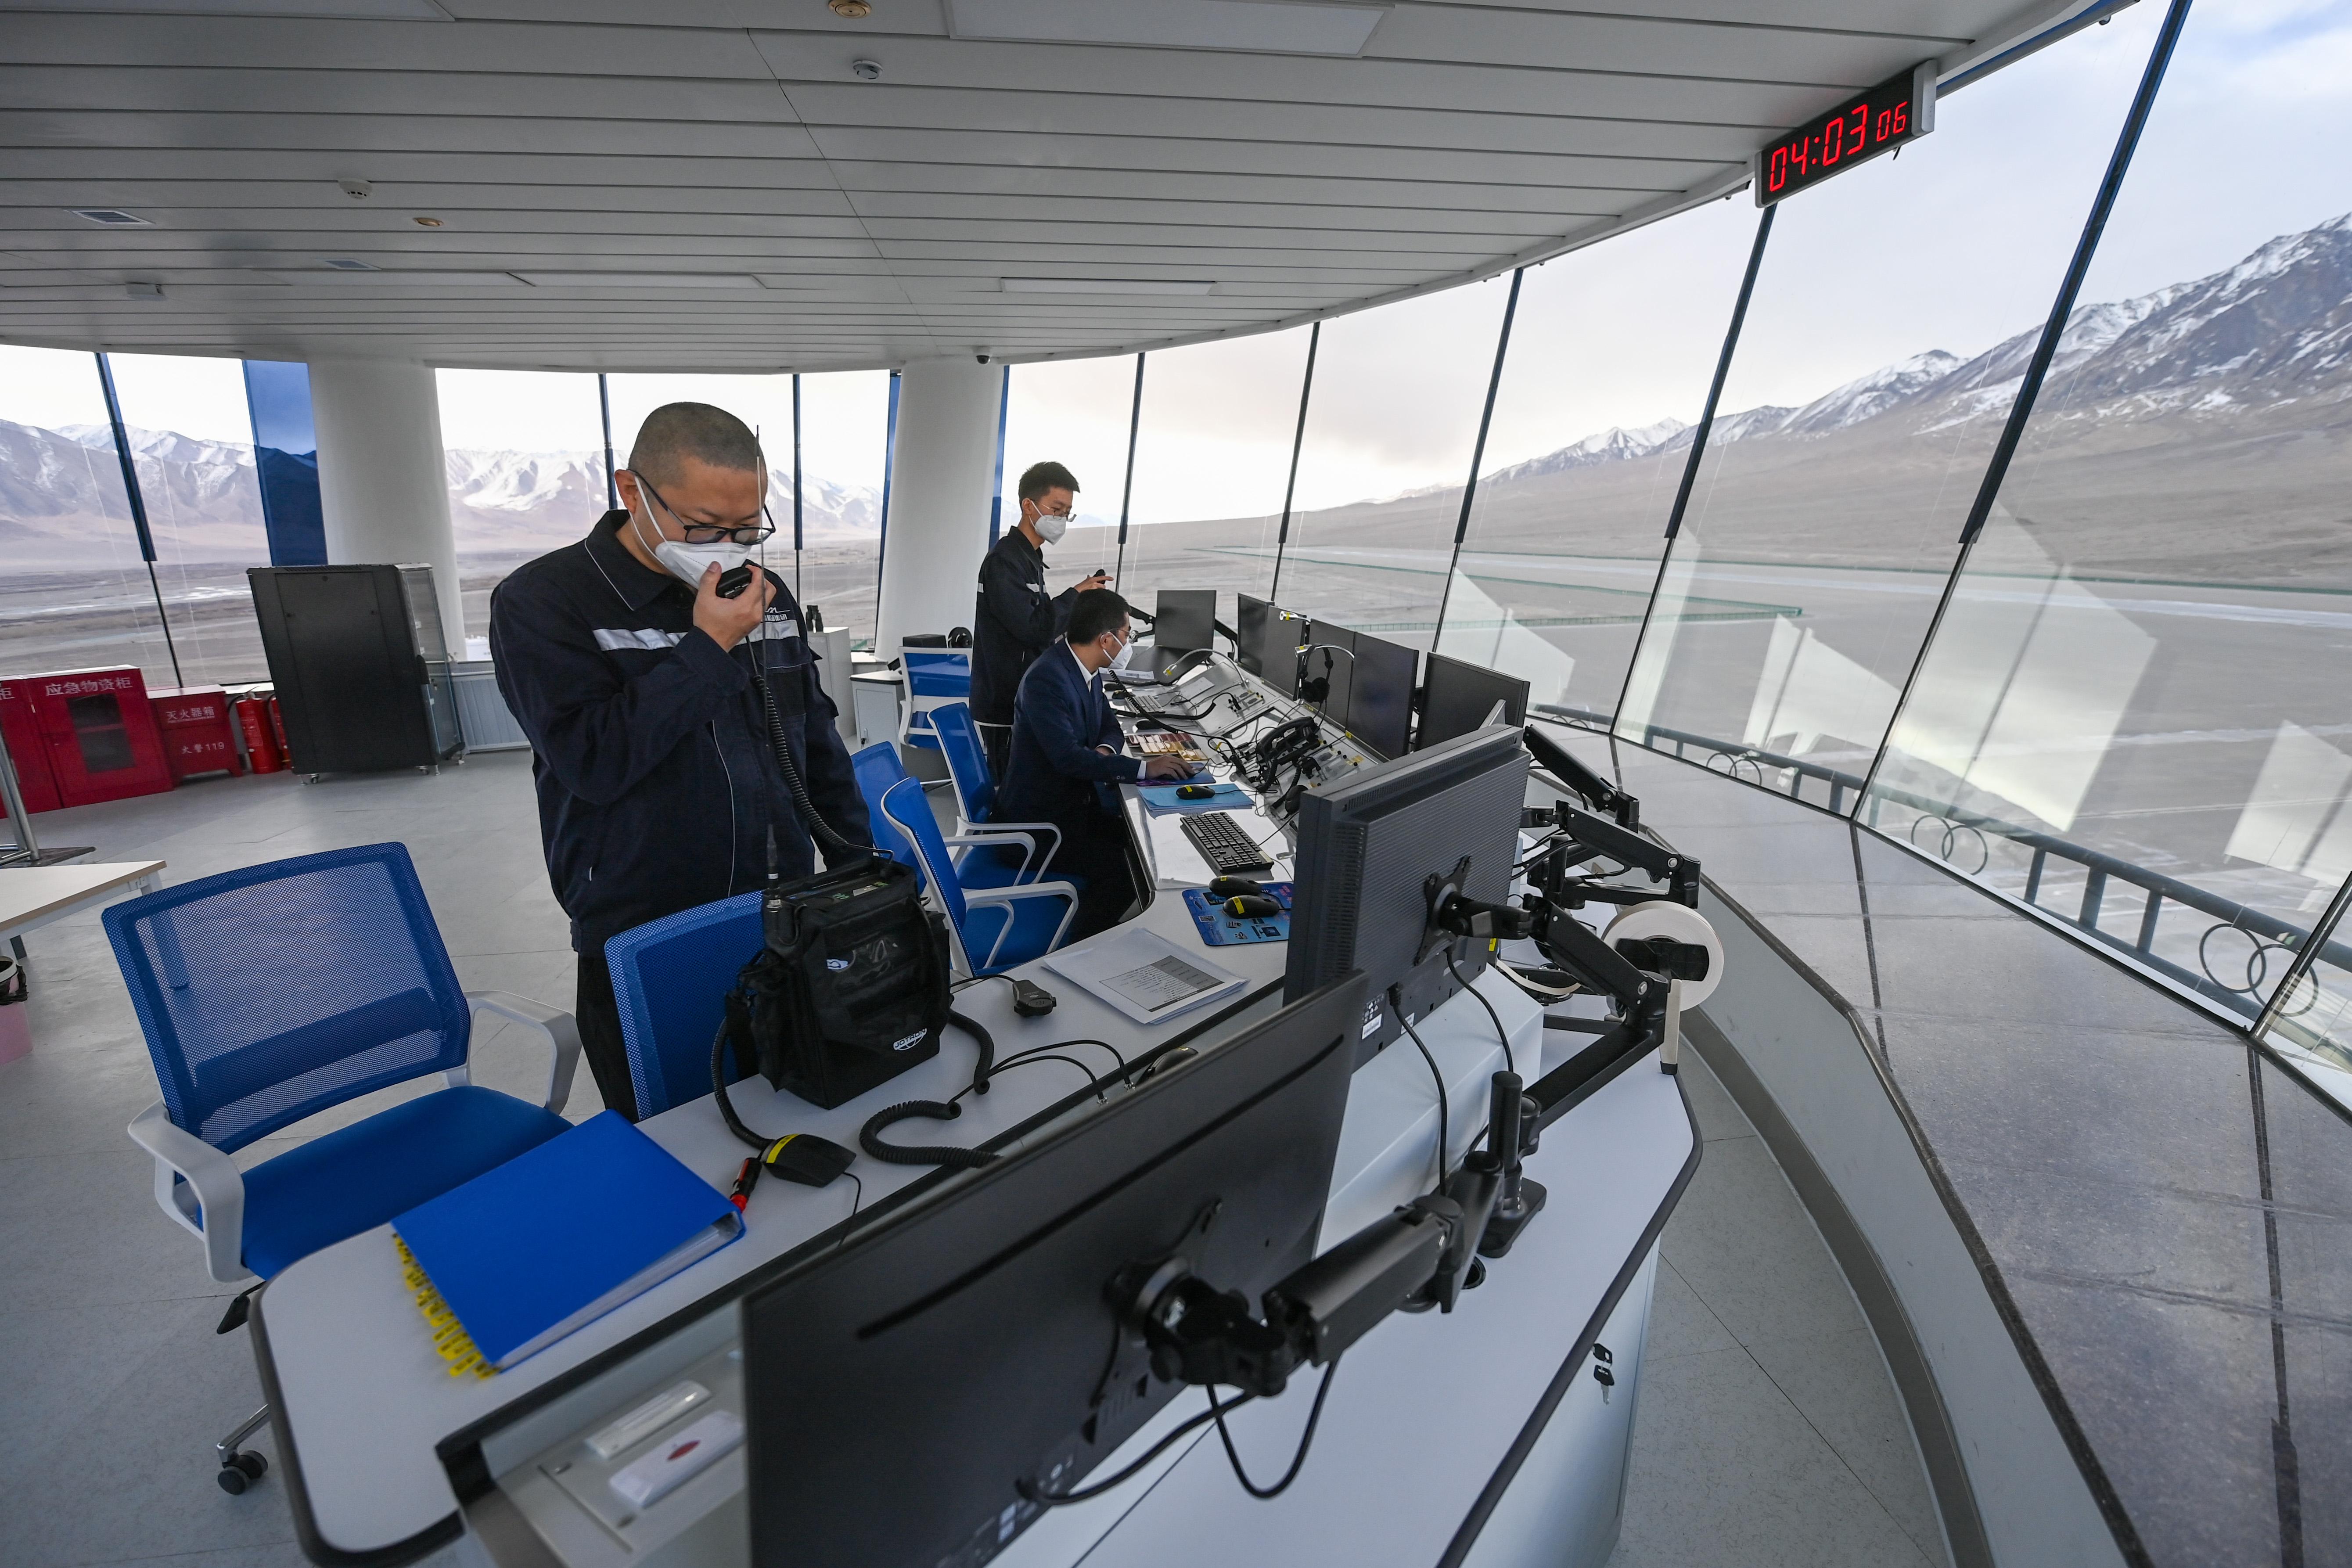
[105, 842, 580, 1490]
[878, 776, 1079, 976]
[931, 701, 1000, 828]
[606, 893, 764, 1121]
[899, 647, 971, 753]
[851, 740, 1054, 892]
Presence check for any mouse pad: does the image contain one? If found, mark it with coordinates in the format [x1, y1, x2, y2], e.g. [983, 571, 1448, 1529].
[1183, 882, 1294, 946]
[1140, 781, 1252, 818]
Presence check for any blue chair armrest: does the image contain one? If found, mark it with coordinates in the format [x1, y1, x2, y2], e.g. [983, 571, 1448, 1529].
[465, 991, 582, 1115]
[128, 1099, 250, 1284]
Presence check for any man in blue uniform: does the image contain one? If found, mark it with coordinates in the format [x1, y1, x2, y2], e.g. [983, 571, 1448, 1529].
[491, 402, 870, 1119]
[969, 461, 1111, 777]
[997, 589, 1191, 940]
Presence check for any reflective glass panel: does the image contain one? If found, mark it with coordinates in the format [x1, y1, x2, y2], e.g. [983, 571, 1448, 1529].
[0, 345, 175, 685]
[2266, 892, 2352, 1109]
[1440, 199, 1758, 722]
[102, 354, 273, 686]
[793, 371, 891, 646]
[1618, 7, 2165, 795]
[1866, 0, 2352, 1052]
[997, 356, 1139, 591]
[1117, 326, 1313, 628]
[1273, 277, 1513, 647]
[437, 369, 607, 648]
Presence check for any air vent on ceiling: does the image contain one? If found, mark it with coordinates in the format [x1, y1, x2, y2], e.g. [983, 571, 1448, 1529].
[1001, 277, 1215, 295]
[71, 209, 151, 226]
[947, 0, 1383, 56]
[320, 258, 379, 270]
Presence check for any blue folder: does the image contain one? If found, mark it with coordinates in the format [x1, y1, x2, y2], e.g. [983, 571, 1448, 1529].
[394, 1110, 742, 1370]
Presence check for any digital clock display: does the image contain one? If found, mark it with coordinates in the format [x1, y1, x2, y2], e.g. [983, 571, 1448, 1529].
[1755, 61, 1938, 206]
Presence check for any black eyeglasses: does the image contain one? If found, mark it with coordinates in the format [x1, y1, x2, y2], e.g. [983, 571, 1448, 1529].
[637, 474, 775, 546]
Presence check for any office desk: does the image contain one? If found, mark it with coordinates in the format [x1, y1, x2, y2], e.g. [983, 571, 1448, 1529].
[251, 671, 1694, 1567]
[0, 859, 165, 945]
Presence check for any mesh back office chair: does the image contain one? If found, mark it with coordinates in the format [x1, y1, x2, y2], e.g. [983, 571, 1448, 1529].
[898, 648, 971, 754]
[606, 892, 763, 1121]
[928, 703, 1068, 879]
[104, 842, 580, 1492]
[878, 776, 1078, 976]
[850, 741, 1054, 892]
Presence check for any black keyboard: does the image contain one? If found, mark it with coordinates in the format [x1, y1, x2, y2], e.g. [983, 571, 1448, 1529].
[1182, 811, 1274, 875]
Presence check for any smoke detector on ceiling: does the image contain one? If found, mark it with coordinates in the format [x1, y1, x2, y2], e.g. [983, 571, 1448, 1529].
[338, 178, 374, 200]
[850, 58, 882, 79]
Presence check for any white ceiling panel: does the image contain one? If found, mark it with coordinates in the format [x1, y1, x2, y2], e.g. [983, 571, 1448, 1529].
[0, 0, 2095, 368]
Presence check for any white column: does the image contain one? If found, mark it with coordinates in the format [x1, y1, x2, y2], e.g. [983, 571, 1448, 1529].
[874, 357, 1000, 661]
[308, 359, 464, 647]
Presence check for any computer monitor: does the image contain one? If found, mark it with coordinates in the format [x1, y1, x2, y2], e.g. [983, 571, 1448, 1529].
[1256, 609, 1308, 697]
[1302, 619, 1355, 723]
[1285, 725, 1527, 1061]
[1417, 652, 1531, 752]
[1236, 593, 1272, 676]
[1340, 632, 1417, 761]
[741, 974, 1369, 1568]
[1153, 589, 1215, 654]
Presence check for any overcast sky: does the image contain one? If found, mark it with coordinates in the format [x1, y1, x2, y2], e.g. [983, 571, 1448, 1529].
[4, 0, 2345, 518]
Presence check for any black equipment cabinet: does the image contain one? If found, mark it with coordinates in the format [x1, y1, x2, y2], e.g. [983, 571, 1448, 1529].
[248, 564, 465, 776]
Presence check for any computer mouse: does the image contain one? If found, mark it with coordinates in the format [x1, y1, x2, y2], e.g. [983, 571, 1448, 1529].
[1225, 895, 1283, 919]
[1176, 783, 1216, 800]
[1207, 876, 1263, 900]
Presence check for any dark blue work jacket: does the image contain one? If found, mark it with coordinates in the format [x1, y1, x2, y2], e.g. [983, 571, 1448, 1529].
[489, 510, 872, 955]
[969, 528, 1079, 728]
[996, 644, 1144, 832]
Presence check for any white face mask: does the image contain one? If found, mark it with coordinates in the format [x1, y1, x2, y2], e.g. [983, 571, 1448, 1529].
[1032, 507, 1069, 545]
[632, 499, 754, 589]
[1109, 629, 1138, 670]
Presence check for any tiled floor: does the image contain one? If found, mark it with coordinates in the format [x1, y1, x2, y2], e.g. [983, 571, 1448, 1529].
[0, 755, 1947, 1568]
[1609, 1050, 1953, 1568]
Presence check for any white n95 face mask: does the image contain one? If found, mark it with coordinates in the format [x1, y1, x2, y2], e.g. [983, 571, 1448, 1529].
[633, 503, 754, 589]
[1033, 509, 1069, 545]
[1111, 634, 1139, 670]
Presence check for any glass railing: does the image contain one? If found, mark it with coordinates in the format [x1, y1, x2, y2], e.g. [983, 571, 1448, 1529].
[1546, 705, 2352, 1088]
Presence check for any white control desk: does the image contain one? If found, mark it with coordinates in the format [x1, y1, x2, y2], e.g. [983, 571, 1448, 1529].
[249, 661, 1697, 1568]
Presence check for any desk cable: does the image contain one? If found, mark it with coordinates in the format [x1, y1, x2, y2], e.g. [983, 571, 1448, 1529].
[1392, 984, 1452, 1184]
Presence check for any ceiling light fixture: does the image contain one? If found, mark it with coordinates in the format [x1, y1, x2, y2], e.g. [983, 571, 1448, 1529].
[946, 0, 1383, 56]
[511, 272, 763, 288]
[828, 0, 871, 14]
[414, 215, 445, 227]
[71, 208, 151, 226]
[1001, 277, 1214, 295]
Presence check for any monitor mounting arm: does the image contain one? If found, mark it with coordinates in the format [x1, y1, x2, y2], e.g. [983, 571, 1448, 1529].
[1116, 1073, 1544, 1401]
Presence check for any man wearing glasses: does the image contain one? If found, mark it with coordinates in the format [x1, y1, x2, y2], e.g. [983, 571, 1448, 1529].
[492, 401, 870, 1120]
[970, 460, 1111, 777]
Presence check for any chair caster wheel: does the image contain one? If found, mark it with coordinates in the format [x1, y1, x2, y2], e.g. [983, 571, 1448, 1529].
[217, 1451, 267, 1493]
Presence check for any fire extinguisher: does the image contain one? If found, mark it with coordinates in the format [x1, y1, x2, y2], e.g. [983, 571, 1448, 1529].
[234, 697, 284, 774]
[266, 694, 291, 771]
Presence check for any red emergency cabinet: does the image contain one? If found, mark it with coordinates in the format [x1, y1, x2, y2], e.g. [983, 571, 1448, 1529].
[0, 666, 176, 811]
[149, 687, 245, 783]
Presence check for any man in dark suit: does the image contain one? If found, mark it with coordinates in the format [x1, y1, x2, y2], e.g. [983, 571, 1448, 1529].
[996, 589, 1192, 939]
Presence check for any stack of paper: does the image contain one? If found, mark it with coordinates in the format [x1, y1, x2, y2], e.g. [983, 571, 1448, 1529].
[1045, 926, 1247, 1025]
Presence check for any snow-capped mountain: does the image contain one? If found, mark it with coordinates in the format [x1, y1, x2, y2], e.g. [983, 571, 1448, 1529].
[0, 417, 885, 569]
[1477, 211, 2352, 486]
